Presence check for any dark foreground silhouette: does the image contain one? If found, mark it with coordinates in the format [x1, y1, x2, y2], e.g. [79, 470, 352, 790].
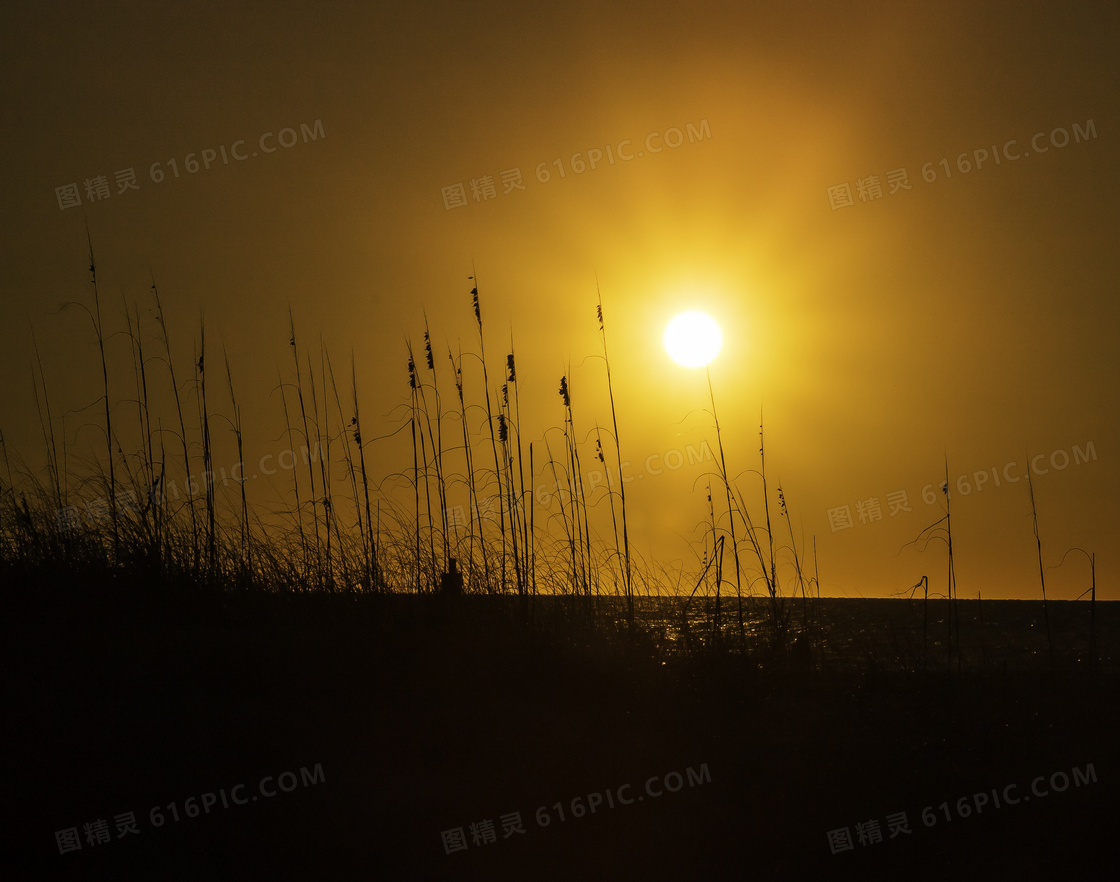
[4, 580, 1118, 880]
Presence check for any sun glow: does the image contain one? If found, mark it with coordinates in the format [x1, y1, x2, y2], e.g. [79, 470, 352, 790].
[663, 311, 723, 368]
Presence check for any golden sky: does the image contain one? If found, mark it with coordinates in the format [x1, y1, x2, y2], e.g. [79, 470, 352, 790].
[1, 1, 1117, 598]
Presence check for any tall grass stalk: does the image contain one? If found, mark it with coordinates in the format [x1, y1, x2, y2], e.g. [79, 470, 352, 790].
[223, 349, 250, 586]
[529, 441, 537, 603]
[1025, 463, 1054, 670]
[705, 366, 745, 648]
[545, 432, 578, 599]
[420, 321, 450, 574]
[450, 344, 485, 593]
[277, 366, 309, 582]
[812, 536, 822, 652]
[758, 417, 785, 645]
[408, 362, 421, 592]
[470, 274, 509, 593]
[569, 377, 595, 606]
[407, 343, 437, 589]
[29, 329, 63, 519]
[123, 298, 161, 575]
[706, 480, 721, 638]
[328, 355, 363, 590]
[326, 350, 359, 590]
[778, 484, 810, 657]
[308, 346, 335, 592]
[596, 293, 633, 629]
[595, 427, 623, 607]
[559, 374, 593, 606]
[289, 311, 322, 588]
[941, 461, 959, 672]
[498, 400, 523, 596]
[195, 318, 216, 585]
[351, 355, 380, 591]
[1084, 551, 1097, 675]
[86, 232, 120, 568]
[152, 278, 200, 577]
[508, 346, 530, 600]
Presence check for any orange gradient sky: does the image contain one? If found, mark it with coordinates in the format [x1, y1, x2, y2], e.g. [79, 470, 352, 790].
[1, 1, 1117, 598]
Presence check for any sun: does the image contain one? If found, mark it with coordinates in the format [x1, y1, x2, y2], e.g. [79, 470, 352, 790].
[663, 311, 723, 368]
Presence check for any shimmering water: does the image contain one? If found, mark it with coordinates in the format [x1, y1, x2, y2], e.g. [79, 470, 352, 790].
[582, 595, 1117, 671]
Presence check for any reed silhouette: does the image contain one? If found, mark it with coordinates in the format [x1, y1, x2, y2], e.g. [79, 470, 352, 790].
[0, 250, 1111, 678]
[2, 252, 1116, 880]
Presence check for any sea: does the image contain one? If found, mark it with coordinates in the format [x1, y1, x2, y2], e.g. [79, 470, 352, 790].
[545, 594, 1118, 672]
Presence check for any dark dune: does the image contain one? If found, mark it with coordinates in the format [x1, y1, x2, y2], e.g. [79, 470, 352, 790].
[4, 586, 1118, 880]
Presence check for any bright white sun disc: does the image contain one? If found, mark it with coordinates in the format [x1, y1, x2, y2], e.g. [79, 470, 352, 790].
[663, 311, 722, 368]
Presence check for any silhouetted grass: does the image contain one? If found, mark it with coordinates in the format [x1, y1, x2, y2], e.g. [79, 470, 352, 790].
[0, 252, 1111, 677]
